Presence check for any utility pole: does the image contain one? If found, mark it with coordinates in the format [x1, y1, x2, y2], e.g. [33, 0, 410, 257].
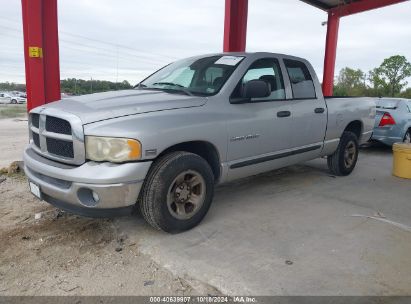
[116, 45, 119, 90]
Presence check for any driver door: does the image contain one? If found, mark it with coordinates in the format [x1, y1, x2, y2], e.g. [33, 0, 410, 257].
[226, 57, 295, 180]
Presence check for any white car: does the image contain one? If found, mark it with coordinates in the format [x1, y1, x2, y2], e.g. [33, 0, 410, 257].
[0, 92, 27, 104]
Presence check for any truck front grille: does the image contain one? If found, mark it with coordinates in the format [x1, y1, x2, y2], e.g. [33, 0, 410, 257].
[46, 116, 72, 135]
[46, 137, 74, 158]
[31, 113, 40, 128]
[29, 110, 85, 165]
[32, 132, 40, 148]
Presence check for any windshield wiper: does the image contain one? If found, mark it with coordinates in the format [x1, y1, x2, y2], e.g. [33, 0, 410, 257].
[152, 82, 185, 88]
[151, 82, 193, 96]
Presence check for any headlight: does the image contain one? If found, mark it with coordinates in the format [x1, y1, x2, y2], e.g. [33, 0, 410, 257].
[85, 136, 142, 162]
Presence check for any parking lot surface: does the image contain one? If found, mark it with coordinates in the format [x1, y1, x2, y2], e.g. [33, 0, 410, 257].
[119, 144, 411, 295]
[1, 118, 410, 295]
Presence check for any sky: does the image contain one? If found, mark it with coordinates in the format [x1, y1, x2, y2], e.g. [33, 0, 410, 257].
[0, 0, 410, 85]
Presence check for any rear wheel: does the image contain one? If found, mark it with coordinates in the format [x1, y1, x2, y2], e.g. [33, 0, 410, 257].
[327, 131, 359, 176]
[404, 130, 411, 144]
[139, 151, 214, 233]
[11, 99, 17, 104]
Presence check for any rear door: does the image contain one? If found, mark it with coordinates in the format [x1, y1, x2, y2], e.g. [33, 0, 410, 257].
[282, 59, 327, 154]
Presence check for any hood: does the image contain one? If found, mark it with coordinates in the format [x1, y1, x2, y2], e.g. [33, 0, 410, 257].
[43, 89, 207, 124]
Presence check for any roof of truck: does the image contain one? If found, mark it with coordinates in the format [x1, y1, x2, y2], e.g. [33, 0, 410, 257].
[197, 52, 309, 62]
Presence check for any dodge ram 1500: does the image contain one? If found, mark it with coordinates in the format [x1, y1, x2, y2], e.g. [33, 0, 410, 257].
[24, 52, 376, 232]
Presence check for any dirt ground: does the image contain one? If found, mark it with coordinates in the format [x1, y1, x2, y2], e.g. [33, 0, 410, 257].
[0, 109, 214, 296]
[0, 173, 198, 296]
[0, 115, 28, 169]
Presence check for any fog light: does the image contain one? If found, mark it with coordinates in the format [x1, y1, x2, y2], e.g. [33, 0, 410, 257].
[77, 188, 100, 207]
[92, 191, 100, 203]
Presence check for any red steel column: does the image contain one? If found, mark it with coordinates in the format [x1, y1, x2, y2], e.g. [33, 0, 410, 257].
[322, 11, 340, 96]
[223, 0, 248, 52]
[21, 0, 61, 112]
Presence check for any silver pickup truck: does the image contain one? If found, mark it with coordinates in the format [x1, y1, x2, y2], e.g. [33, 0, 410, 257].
[24, 52, 376, 232]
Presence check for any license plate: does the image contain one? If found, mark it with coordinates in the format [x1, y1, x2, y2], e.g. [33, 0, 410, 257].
[29, 182, 41, 199]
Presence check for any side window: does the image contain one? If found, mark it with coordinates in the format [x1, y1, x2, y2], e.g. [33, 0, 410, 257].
[284, 59, 316, 99]
[232, 58, 285, 101]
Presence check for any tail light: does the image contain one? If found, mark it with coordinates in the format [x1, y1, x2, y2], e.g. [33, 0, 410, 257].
[379, 112, 396, 127]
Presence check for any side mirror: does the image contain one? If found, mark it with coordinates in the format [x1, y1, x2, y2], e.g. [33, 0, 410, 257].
[242, 80, 270, 99]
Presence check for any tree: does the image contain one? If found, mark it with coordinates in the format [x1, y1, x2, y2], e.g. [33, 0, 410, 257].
[0, 82, 26, 92]
[334, 67, 367, 96]
[60, 78, 133, 95]
[369, 55, 411, 97]
[401, 88, 411, 99]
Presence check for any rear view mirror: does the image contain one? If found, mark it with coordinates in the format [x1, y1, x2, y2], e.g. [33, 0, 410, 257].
[242, 80, 270, 99]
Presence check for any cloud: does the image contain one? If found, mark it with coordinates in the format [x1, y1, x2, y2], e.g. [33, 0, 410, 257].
[0, 0, 410, 85]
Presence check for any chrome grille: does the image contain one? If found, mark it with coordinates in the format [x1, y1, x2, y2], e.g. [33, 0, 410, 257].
[29, 108, 85, 165]
[31, 113, 40, 128]
[46, 116, 72, 135]
[32, 132, 40, 148]
[46, 137, 74, 158]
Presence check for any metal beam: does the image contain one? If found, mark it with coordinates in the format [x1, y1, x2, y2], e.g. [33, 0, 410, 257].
[21, 0, 61, 112]
[322, 11, 340, 96]
[330, 0, 409, 17]
[300, 0, 332, 11]
[223, 0, 248, 52]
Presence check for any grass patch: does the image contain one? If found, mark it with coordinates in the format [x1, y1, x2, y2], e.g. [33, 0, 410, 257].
[0, 105, 27, 119]
[0, 171, 27, 182]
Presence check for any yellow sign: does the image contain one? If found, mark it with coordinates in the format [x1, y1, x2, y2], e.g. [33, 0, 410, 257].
[29, 47, 43, 58]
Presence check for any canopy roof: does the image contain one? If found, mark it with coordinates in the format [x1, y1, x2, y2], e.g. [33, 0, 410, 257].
[301, 0, 362, 10]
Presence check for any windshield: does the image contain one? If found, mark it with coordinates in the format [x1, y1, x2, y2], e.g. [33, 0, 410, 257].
[137, 55, 244, 96]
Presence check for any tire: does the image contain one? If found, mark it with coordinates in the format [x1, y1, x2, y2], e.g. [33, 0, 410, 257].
[327, 131, 359, 176]
[139, 151, 215, 233]
[11, 99, 17, 104]
[404, 130, 411, 144]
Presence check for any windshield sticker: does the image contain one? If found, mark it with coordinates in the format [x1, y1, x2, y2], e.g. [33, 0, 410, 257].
[215, 56, 244, 66]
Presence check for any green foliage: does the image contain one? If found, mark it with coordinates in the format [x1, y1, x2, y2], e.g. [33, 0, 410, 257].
[401, 88, 411, 99]
[0, 79, 133, 96]
[370, 55, 411, 97]
[334, 67, 366, 96]
[61, 79, 133, 95]
[334, 55, 411, 98]
[0, 82, 26, 92]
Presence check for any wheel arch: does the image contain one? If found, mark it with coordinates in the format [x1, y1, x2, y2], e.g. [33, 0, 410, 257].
[156, 141, 221, 182]
[343, 120, 363, 140]
[404, 126, 411, 140]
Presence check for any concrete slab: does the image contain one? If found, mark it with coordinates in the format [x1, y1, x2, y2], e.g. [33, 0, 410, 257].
[118, 145, 411, 295]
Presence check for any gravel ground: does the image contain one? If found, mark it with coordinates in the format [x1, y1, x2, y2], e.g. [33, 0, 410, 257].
[0, 174, 196, 296]
[0, 116, 28, 169]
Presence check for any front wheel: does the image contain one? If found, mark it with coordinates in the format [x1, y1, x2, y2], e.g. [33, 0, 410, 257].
[327, 131, 359, 176]
[139, 151, 215, 233]
[11, 99, 17, 104]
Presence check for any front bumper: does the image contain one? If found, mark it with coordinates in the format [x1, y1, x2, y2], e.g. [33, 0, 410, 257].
[23, 147, 152, 217]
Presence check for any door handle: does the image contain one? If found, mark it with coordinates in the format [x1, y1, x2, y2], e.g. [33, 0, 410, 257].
[314, 107, 325, 114]
[277, 111, 291, 118]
